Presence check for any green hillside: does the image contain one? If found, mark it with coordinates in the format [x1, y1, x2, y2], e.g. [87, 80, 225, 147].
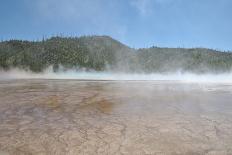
[0, 36, 232, 73]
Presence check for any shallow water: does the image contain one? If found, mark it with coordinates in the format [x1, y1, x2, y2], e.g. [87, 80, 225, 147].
[0, 80, 232, 155]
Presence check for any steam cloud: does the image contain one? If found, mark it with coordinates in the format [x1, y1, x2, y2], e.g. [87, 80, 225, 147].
[1, 67, 232, 83]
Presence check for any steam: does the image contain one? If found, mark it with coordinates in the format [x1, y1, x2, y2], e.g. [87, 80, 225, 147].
[1, 68, 232, 83]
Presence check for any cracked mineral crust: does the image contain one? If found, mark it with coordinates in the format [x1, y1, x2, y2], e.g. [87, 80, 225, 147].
[0, 80, 232, 155]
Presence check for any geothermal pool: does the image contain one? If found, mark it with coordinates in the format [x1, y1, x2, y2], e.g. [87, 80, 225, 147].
[0, 80, 232, 155]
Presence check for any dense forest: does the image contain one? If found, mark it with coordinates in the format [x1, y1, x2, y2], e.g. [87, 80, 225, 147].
[0, 36, 232, 73]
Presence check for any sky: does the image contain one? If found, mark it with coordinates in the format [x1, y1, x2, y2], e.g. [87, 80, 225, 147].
[0, 0, 232, 51]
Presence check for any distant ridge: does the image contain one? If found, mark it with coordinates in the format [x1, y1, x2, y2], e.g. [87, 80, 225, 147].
[0, 35, 232, 73]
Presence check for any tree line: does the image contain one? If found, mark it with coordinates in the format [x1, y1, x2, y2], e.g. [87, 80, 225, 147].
[0, 36, 232, 73]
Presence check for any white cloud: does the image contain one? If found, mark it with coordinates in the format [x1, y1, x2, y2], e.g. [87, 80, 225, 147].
[130, 0, 176, 16]
[130, 0, 153, 16]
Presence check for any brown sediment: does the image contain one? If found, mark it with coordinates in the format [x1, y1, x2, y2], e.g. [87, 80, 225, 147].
[0, 80, 232, 155]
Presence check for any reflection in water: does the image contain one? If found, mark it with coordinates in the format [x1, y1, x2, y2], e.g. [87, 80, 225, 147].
[0, 80, 232, 155]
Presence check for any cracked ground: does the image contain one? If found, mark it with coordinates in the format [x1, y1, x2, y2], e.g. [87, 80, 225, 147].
[0, 80, 232, 155]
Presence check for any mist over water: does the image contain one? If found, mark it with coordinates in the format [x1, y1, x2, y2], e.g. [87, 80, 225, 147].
[0, 68, 232, 83]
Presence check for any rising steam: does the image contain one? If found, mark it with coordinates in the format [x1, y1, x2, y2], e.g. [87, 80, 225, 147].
[1, 67, 232, 83]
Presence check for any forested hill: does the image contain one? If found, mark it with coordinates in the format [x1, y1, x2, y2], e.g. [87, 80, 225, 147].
[0, 35, 232, 73]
